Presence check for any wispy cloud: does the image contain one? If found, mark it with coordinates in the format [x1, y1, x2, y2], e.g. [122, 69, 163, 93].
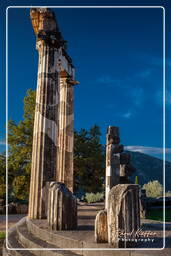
[167, 59, 171, 67]
[121, 111, 133, 119]
[96, 75, 125, 87]
[125, 145, 171, 155]
[130, 87, 144, 106]
[166, 90, 171, 105]
[0, 140, 6, 146]
[97, 76, 116, 84]
[136, 69, 151, 79]
[155, 89, 171, 106]
[151, 57, 171, 68]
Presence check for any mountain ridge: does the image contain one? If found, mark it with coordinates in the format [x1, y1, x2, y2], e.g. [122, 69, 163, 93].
[127, 151, 171, 191]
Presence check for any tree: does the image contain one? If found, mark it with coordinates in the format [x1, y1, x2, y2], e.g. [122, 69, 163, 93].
[7, 89, 36, 200]
[0, 154, 6, 198]
[143, 180, 163, 198]
[5, 89, 106, 200]
[74, 125, 105, 194]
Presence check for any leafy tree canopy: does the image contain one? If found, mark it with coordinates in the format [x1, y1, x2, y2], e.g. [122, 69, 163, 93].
[1, 89, 105, 200]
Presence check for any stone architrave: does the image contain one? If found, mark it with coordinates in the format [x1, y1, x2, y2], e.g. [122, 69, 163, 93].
[56, 71, 75, 192]
[28, 8, 75, 219]
[105, 126, 123, 208]
[95, 210, 108, 243]
[107, 184, 140, 248]
[47, 182, 77, 230]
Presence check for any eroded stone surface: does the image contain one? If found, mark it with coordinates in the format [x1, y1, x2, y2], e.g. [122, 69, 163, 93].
[56, 73, 74, 192]
[95, 210, 108, 243]
[107, 184, 140, 248]
[105, 126, 122, 208]
[28, 8, 76, 219]
[47, 182, 77, 230]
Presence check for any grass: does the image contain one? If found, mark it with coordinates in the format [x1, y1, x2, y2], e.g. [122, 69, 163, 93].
[0, 231, 5, 239]
[146, 209, 171, 222]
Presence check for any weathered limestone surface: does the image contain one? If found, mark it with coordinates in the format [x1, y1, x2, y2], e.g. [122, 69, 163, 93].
[56, 71, 75, 192]
[47, 182, 77, 230]
[95, 210, 108, 243]
[140, 189, 147, 218]
[28, 8, 75, 219]
[28, 10, 59, 219]
[107, 184, 140, 247]
[105, 126, 121, 208]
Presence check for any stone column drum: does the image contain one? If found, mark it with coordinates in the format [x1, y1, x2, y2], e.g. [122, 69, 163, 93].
[28, 9, 60, 219]
[105, 126, 123, 208]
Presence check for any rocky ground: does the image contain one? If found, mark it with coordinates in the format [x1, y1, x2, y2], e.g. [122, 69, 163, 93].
[0, 214, 26, 256]
[0, 203, 171, 255]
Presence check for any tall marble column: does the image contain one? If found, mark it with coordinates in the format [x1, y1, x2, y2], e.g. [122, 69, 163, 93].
[28, 9, 59, 219]
[56, 71, 74, 192]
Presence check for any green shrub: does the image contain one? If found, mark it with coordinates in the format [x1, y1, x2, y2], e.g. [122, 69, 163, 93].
[143, 180, 163, 198]
[0, 232, 5, 239]
[85, 192, 104, 203]
[165, 190, 171, 197]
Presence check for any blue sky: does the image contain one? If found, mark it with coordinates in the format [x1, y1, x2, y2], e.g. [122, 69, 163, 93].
[0, 0, 171, 160]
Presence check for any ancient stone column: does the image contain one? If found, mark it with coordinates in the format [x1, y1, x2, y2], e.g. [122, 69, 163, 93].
[105, 126, 123, 208]
[28, 8, 60, 219]
[56, 71, 74, 192]
[107, 184, 140, 248]
[47, 182, 77, 230]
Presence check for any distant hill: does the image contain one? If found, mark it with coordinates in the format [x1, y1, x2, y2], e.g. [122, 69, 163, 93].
[127, 151, 171, 191]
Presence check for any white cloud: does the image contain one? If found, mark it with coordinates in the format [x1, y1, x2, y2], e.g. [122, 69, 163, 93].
[125, 145, 171, 155]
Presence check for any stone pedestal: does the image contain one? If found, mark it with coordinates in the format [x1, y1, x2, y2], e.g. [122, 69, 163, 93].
[107, 184, 140, 248]
[95, 210, 108, 243]
[47, 182, 77, 230]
